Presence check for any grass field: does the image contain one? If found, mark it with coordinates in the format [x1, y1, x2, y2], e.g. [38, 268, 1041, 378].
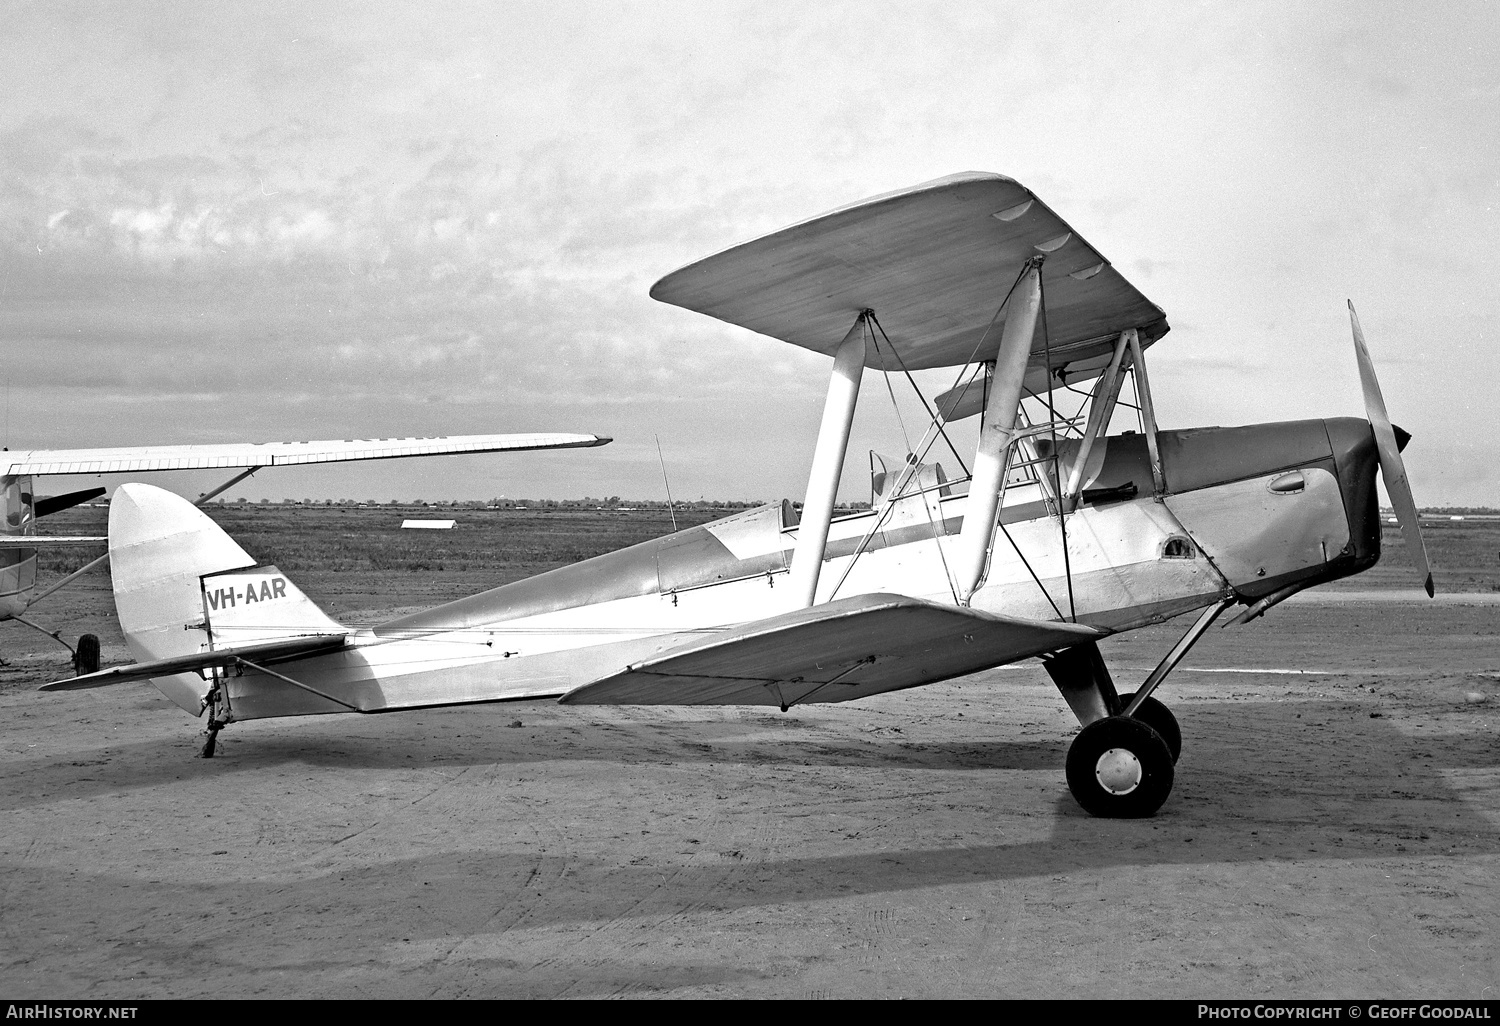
[4, 502, 1496, 670]
[39, 502, 731, 578]
[37, 500, 1500, 590]
[4, 503, 736, 666]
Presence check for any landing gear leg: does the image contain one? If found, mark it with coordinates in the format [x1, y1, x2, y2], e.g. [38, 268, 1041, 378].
[12, 615, 86, 670]
[1042, 642, 1119, 727]
[1058, 598, 1231, 817]
[1119, 598, 1231, 723]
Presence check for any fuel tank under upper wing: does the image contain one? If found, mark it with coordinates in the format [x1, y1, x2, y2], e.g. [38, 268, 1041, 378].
[560, 593, 1101, 708]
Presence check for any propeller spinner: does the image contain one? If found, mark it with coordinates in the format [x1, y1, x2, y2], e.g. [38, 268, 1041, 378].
[1349, 301, 1434, 597]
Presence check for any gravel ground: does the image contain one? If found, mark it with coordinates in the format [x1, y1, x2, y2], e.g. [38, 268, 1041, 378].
[1, 596, 1495, 998]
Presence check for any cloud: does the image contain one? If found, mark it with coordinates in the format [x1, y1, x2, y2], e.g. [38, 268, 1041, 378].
[0, 3, 1496, 504]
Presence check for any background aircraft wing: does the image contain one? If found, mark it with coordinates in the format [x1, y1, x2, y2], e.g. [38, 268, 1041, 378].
[0, 536, 106, 549]
[560, 593, 1101, 707]
[650, 171, 1167, 378]
[2, 432, 610, 476]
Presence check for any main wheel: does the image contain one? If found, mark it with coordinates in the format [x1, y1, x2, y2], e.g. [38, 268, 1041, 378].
[1116, 691, 1181, 763]
[1065, 715, 1175, 818]
[73, 634, 100, 676]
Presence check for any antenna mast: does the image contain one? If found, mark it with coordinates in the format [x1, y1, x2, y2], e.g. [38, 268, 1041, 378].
[655, 435, 677, 531]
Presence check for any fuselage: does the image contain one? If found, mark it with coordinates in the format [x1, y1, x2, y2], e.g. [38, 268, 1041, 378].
[196, 417, 1382, 722]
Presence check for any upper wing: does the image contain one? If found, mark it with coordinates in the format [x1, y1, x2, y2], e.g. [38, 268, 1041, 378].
[650, 172, 1167, 375]
[2, 432, 610, 476]
[560, 593, 1101, 707]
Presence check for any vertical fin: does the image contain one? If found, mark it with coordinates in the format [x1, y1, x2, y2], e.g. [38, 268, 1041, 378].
[108, 484, 343, 714]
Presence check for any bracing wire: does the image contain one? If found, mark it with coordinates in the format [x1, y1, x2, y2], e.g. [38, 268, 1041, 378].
[996, 520, 1065, 621]
[866, 318, 914, 459]
[868, 312, 970, 479]
[823, 332, 962, 604]
[922, 258, 1037, 477]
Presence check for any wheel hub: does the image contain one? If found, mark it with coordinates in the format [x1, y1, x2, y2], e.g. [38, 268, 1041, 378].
[1095, 747, 1143, 795]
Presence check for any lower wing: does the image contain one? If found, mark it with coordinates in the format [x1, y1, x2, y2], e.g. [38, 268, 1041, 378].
[561, 593, 1101, 708]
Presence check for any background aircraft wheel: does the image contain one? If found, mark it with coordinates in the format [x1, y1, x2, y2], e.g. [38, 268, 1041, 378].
[1065, 715, 1174, 818]
[1117, 691, 1181, 763]
[73, 634, 100, 676]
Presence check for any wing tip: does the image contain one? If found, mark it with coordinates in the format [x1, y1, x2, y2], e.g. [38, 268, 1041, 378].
[39, 672, 119, 692]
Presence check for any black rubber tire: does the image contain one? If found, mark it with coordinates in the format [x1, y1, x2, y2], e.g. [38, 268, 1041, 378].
[1117, 691, 1182, 763]
[1065, 715, 1175, 818]
[73, 634, 100, 676]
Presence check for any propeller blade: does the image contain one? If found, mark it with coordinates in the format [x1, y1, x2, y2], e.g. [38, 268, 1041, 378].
[1349, 301, 1433, 597]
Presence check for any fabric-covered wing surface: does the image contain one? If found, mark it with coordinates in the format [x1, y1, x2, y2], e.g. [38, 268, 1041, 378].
[0, 536, 106, 548]
[560, 593, 1101, 707]
[650, 172, 1167, 374]
[3, 433, 610, 476]
[41, 633, 350, 691]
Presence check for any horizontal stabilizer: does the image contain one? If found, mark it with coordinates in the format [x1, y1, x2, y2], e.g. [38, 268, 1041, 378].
[0, 536, 106, 549]
[41, 633, 350, 691]
[560, 593, 1101, 708]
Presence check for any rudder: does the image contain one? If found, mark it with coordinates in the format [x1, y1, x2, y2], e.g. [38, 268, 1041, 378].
[108, 483, 343, 714]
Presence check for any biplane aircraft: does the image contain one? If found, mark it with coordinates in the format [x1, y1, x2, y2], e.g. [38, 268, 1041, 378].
[4, 432, 610, 670]
[46, 173, 1431, 817]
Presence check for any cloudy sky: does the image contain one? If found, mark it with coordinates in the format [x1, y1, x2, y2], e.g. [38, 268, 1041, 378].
[2, 1, 1495, 505]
